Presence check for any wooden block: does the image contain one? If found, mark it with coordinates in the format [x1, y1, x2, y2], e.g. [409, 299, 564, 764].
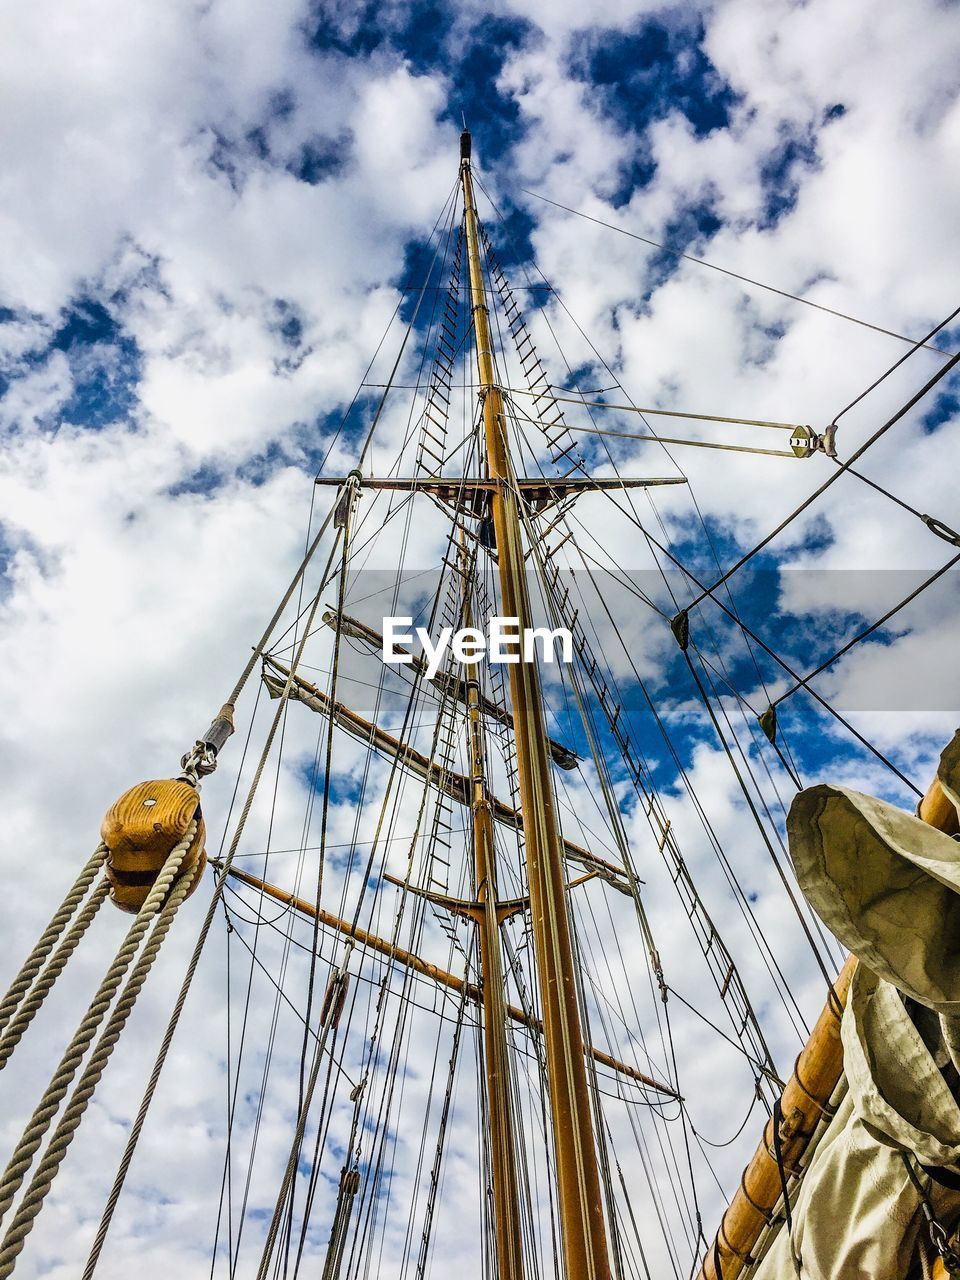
[102, 780, 201, 872]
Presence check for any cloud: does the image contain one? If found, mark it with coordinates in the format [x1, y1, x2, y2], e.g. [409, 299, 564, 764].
[0, 0, 958, 1276]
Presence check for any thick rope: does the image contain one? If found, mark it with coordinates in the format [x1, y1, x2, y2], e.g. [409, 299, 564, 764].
[0, 845, 108, 1036]
[0, 822, 196, 1225]
[0, 878, 111, 1070]
[81, 573, 338, 1278]
[0, 859, 201, 1277]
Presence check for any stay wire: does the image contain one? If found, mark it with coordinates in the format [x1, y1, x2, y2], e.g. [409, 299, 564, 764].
[226, 185, 465, 1274]
[270, 194, 464, 1269]
[688, 335, 960, 609]
[506, 396, 814, 1039]
[682, 644, 835, 989]
[84, 574, 329, 1279]
[481, 172, 811, 817]
[496, 285, 803, 1095]
[355, 181, 462, 472]
[771, 551, 960, 710]
[520, 188, 957, 359]
[592, 510, 924, 795]
[831, 301, 960, 425]
[506, 401, 712, 1255]
[836, 458, 960, 547]
[476, 172, 945, 795]
[224, 911, 357, 1089]
[214, 182, 460, 718]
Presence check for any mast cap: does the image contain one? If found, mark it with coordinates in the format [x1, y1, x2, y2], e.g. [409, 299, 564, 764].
[460, 129, 472, 161]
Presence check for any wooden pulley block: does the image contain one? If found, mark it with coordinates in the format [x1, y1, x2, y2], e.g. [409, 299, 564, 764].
[101, 779, 207, 913]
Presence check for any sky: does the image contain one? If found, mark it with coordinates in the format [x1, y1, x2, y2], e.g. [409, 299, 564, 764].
[0, 0, 959, 1276]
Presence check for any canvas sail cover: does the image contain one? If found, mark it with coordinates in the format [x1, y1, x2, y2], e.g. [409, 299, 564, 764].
[751, 732, 960, 1278]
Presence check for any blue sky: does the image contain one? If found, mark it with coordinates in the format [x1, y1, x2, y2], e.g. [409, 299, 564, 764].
[0, 1, 959, 1276]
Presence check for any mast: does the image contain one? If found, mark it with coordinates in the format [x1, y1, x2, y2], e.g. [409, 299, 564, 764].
[456, 532, 525, 1280]
[459, 130, 612, 1280]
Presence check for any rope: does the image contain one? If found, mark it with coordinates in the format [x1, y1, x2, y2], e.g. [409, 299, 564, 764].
[520, 189, 957, 358]
[224, 504, 336, 709]
[505, 397, 798, 456]
[0, 822, 196, 1226]
[81, 570, 335, 1277]
[0, 859, 202, 1277]
[830, 301, 960, 427]
[0, 845, 108, 1035]
[688, 341, 960, 609]
[473, 167, 938, 796]
[839, 460, 960, 546]
[0, 878, 111, 1070]
[770, 551, 960, 710]
[219, 174, 462, 713]
[504, 387, 805, 431]
[254, 968, 351, 1280]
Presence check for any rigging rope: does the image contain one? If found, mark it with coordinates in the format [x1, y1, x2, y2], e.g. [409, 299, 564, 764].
[0, 846, 107, 1037]
[769, 551, 960, 711]
[504, 388, 807, 431]
[504, 320, 819, 1039]
[0, 878, 111, 1070]
[82, 532, 343, 1276]
[506, 399, 800, 458]
[476, 170, 949, 797]
[0, 858, 203, 1278]
[829, 301, 960, 427]
[834, 459, 960, 546]
[0, 821, 197, 1230]
[520, 189, 957, 358]
[688, 339, 960, 609]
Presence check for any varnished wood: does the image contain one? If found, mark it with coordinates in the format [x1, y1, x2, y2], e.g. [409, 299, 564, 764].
[221, 862, 680, 1099]
[101, 779, 205, 912]
[263, 657, 630, 892]
[107, 850, 207, 914]
[457, 530, 526, 1280]
[460, 142, 612, 1280]
[101, 780, 200, 870]
[919, 777, 959, 835]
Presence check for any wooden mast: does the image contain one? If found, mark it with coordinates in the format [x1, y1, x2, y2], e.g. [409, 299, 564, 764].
[456, 532, 526, 1280]
[459, 129, 612, 1280]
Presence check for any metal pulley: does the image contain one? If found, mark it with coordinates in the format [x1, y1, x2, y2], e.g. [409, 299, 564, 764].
[789, 425, 815, 458]
[100, 779, 207, 913]
[790, 423, 838, 459]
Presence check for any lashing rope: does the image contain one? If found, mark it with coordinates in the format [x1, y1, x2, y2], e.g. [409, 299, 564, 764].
[0, 878, 111, 1070]
[0, 857, 202, 1277]
[0, 845, 108, 1036]
[0, 822, 196, 1227]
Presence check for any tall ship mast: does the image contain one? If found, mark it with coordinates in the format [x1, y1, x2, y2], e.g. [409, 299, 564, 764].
[1, 130, 959, 1280]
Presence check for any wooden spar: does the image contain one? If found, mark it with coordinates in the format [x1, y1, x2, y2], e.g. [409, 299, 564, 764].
[317, 608, 580, 770]
[218, 862, 681, 1100]
[696, 767, 960, 1280]
[262, 657, 633, 894]
[456, 532, 525, 1280]
[460, 130, 612, 1280]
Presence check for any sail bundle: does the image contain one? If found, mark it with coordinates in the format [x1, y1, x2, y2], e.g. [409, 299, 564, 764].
[707, 733, 960, 1278]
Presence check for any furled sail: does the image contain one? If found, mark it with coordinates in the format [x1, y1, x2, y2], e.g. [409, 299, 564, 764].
[748, 732, 960, 1278]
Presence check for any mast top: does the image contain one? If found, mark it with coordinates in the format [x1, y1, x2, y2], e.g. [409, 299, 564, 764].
[460, 129, 472, 162]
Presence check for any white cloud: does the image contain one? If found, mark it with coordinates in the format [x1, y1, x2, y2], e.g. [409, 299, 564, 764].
[0, 0, 958, 1276]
